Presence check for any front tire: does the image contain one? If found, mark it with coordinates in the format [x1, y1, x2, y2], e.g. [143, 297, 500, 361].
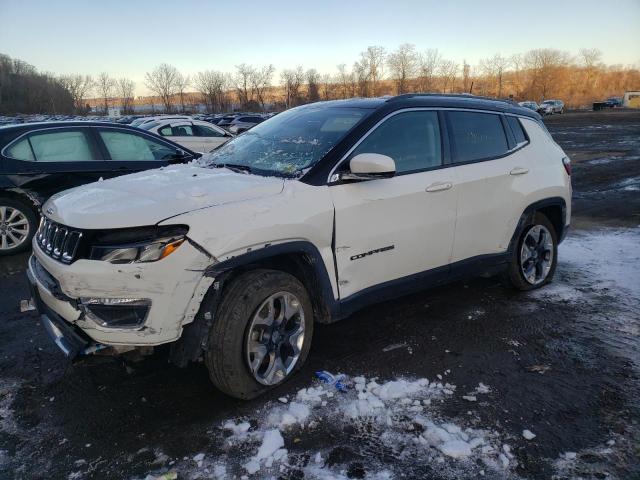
[505, 213, 558, 291]
[0, 198, 38, 256]
[205, 269, 314, 399]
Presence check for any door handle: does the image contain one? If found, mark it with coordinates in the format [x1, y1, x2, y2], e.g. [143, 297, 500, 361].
[510, 167, 529, 175]
[425, 182, 453, 192]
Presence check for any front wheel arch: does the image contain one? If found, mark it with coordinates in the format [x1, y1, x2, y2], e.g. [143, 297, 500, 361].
[169, 242, 338, 368]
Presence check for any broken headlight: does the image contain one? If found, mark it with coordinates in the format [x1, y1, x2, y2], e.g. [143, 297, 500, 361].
[89, 225, 188, 264]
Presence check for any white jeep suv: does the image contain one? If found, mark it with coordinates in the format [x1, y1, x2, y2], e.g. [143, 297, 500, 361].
[28, 95, 571, 399]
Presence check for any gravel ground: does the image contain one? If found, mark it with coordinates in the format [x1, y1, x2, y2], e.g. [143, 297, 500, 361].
[1, 111, 639, 480]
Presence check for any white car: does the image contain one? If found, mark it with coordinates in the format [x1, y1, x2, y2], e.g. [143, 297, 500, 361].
[538, 100, 564, 115]
[139, 119, 233, 153]
[129, 115, 192, 128]
[28, 95, 572, 399]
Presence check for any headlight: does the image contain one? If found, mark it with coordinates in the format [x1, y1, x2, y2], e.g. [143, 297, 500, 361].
[89, 225, 188, 264]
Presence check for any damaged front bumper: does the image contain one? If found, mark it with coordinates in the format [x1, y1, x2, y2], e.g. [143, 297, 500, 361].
[28, 239, 215, 358]
[27, 265, 97, 358]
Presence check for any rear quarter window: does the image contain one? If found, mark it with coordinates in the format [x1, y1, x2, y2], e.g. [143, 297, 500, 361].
[447, 111, 509, 163]
[506, 116, 528, 145]
[4, 137, 35, 160]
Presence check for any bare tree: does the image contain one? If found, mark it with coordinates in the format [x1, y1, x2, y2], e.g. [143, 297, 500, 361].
[281, 67, 304, 108]
[438, 60, 458, 93]
[353, 60, 369, 97]
[175, 72, 190, 112]
[579, 48, 602, 91]
[387, 43, 418, 94]
[306, 68, 321, 102]
[510, 53, 524, 97]
[360, 46, 386, 96]
[462, 61, 471, 93]
[479, 54, 511, 97]
[96, 72, 115, 114]
[250, 65, 275, 112]
[117, 78, 135, 114]
[417, 49, 441, 92]
[320, 73, 332, 101]
[144, 63, 180, 112]
[524, 48, 570, 100]
[233, 63, 256, 108]
[59, 74, 93, 113]
[336, 64, 354, 99]
[194, 70, 227, 113]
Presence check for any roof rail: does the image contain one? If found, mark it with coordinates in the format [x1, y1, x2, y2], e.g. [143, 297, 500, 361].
[386, 93, 519, 106]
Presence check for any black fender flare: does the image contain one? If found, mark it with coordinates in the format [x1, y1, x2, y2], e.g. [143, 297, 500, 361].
[508, 197, 568, 256]
[205, 240, 339, 318]
[170, 241, 338, 367]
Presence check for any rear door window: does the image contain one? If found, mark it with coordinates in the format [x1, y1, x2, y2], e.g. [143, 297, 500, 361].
[447, 111, 509, 163]
[6, 129, 98, 162]
[506, 116, 527, 145]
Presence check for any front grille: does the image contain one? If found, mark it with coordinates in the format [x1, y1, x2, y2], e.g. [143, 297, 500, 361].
[36, 217, 83, 264]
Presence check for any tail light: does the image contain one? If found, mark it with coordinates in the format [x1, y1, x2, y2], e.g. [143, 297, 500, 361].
[562, 156, 571, 176]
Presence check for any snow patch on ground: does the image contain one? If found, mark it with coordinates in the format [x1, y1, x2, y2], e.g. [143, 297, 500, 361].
[532, 228, 640, 301]
[160, 375, 513, 479]
[551, 438, 624, 479]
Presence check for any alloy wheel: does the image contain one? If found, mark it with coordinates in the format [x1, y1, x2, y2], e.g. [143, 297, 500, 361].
[245, 291, 306, 385]
[520, 225, 554, 285]
[0, 206, 30, 251]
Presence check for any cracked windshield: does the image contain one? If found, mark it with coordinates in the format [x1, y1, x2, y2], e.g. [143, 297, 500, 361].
[200, 107, 365, 176]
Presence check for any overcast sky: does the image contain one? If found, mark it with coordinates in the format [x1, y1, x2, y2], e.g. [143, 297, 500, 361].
[1, 0, 639, 95]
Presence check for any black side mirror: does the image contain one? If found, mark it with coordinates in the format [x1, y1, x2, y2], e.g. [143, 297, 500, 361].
[167, 150, 191, 164]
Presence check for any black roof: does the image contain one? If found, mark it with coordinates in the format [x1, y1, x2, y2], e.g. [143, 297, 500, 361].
[301, 94, 540, 119]
[0, 121, 138, 133]
[0, 121, 145, 144]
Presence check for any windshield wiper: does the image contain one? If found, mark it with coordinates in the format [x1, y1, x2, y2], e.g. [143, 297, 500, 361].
[214, 163, 253, 174]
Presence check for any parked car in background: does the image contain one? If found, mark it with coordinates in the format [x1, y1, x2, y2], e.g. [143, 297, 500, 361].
[227, 115, 266, 134]
[139, 119, 233, 152]
[518, 101, 539, 112]
[538, 100, 564, 115]
[28, 95, 571, 399]
[215, 115, 239, 129]
[130, 115, 192, 128]
[115, 115, 144, 124]
[605, 97, 622, 108]
[0, 122, 199, 255]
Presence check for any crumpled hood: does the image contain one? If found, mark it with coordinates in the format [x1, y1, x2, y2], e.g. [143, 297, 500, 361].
[43, 164, 285, 229]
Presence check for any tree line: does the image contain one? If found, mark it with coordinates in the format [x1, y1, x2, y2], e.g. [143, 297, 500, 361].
[2, 46, 639, 115]
[0, 54, 74, 115]
[142, 46, 639, 113]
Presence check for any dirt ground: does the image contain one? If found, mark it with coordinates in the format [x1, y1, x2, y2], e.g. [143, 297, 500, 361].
[1, 111, 639, 480]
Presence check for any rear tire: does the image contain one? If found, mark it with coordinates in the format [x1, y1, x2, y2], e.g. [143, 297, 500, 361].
[504, 213, 558, 291]
[205, 269, 314, 399]
[0, 198, 38, 256]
